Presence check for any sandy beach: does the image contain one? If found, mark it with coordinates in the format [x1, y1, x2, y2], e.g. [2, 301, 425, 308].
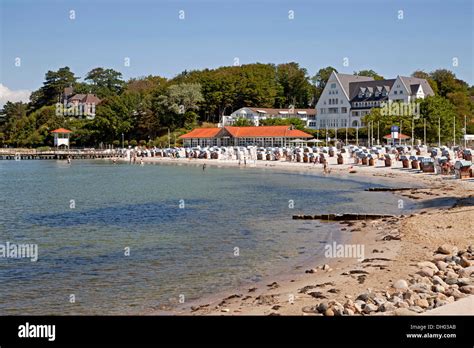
[127, 153, 474, 316]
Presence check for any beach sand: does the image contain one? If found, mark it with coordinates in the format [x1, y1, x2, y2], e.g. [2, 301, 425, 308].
[122, 153, 474, 316]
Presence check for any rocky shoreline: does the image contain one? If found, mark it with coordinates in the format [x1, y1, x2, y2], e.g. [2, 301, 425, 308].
[160, 172, 473, 316]
[299, 243, 473, 316]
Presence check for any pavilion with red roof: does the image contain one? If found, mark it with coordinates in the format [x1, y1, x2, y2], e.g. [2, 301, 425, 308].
[179, 125, 313, 147]
[383, 133, 410, 145]
[51, 128, 72, 148]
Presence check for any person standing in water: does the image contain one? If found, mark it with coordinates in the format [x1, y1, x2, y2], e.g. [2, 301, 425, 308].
[67, 155, 71, 164]
[203, 163, 206, 171]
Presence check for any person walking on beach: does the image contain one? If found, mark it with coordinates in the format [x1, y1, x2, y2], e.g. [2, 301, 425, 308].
[323, 159, 331, 174]
[202, 163, 206, 171]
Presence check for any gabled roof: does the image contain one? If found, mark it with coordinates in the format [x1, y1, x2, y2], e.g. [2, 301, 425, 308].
[51, 128, 72, 134]
[68, 93, 101, 104]
[335, 73, 374, 99]
[349, 79, 396, 100]
[399, 76, 435, 96]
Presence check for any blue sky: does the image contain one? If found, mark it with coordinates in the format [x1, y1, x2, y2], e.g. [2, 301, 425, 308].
[0, 0, 473, 104]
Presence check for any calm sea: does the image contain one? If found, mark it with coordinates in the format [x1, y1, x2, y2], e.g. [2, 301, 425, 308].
[0, 160, 416, 314]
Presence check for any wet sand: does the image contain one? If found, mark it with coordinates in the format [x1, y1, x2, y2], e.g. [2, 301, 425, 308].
[127, 154, 474, 316]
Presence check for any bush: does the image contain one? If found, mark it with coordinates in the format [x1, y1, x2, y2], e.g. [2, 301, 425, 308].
[139, 140, 147, 146]
[130, 140, 138, 147]
[112, 140, 120, 147]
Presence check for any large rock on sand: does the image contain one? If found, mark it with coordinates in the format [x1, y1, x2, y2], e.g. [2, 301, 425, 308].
[393, 279, 409, 290]
[418, 267, 435, 278]
[437, 244, 454, 255]
[459, 266, 474, 278]
[417, 261, 439, 272]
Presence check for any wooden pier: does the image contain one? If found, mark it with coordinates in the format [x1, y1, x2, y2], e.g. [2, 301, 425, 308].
[0, 149, 120, 160]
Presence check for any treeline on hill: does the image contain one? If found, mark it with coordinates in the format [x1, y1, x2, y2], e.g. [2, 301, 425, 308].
[0, 64, 473, 148]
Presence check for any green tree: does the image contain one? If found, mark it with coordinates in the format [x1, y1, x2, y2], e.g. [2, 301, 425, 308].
[311, 66, 338, 103]
[420, 96, 461, 144]
[30, 67, 78, 110]
[354, 69, 384, 80]
[430, 69, 468, 98]
[232, 118, 254, 126]
[259, 117, 306, 130]
[152, 83, 204, 130]
[275, 62, 313, 108]
[85, 67, 125, 97]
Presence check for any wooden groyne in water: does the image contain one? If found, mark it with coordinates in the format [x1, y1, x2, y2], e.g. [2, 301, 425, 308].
[365, 187, 414, 192]
[0, 149, 119, 160]
[292, 213, 396, 221]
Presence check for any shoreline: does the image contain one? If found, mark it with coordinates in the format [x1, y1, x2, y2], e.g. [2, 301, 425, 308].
[121, 155, 474, 316]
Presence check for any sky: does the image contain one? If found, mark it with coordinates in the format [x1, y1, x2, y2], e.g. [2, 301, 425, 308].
[0, 0, 473, 106]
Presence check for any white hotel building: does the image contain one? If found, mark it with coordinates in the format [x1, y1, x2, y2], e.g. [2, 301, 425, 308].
[221, 107, 316, 127]
[315, 71, 435, 130]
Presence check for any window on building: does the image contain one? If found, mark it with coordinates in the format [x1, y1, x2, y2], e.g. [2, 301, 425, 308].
[341, 107, 347, 113]
[400, 90, 403, 94]
[331, 83, 336, 88]
[394, 91, 397, 95]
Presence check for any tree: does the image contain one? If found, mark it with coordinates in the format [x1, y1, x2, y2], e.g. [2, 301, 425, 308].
[275, 62, 313, 108]
[85, 68, 125, 97]
[311, 66, 338, 103]
[152, 83, 204, 130]
[0, 101, 28, 145]
[430, 69, 468, 98]
[30, 67, 78, 110]
[259, 117, 306, 130]
[354, 69, 384, 80]
[419, 96, 461, 144]
[233, 118, 254, 126]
